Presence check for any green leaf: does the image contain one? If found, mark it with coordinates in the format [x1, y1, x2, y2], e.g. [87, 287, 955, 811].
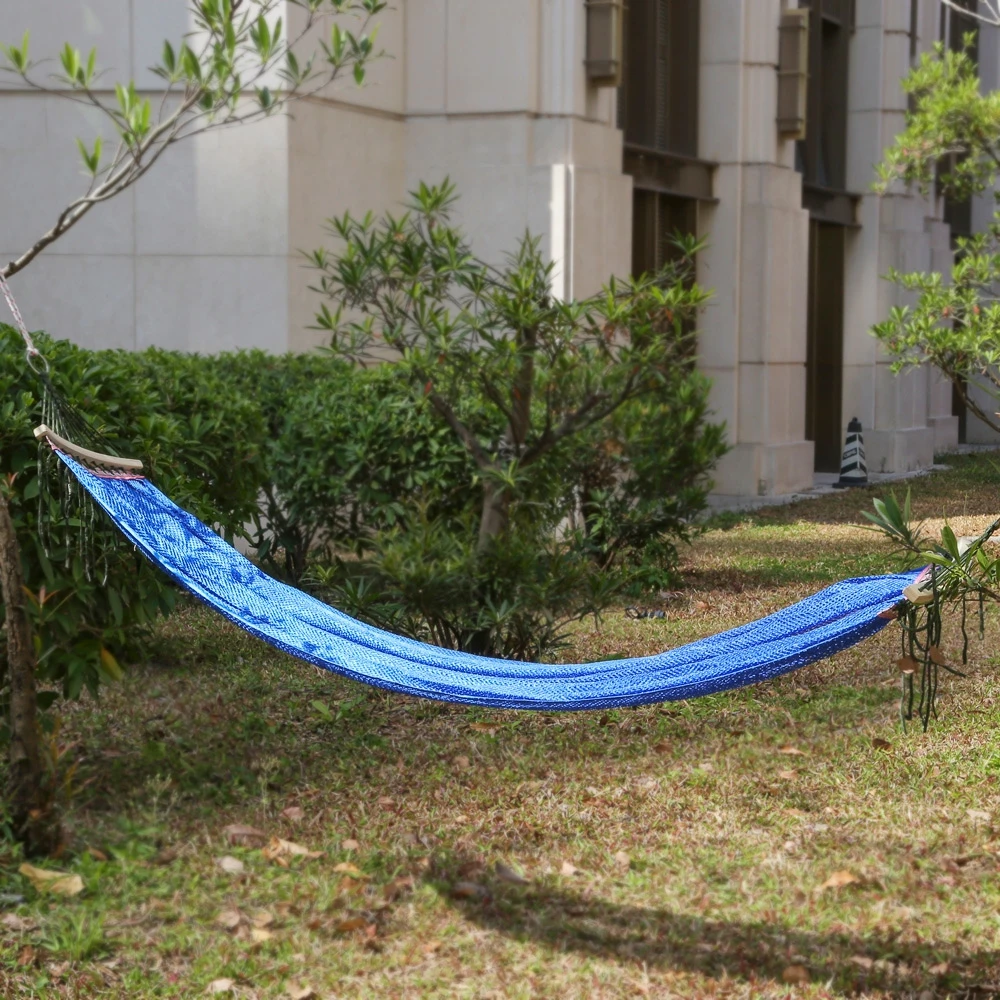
[941, 524, 960, 560]
[60, 43, 77, 78]
[99, 647, 123, 683]
[181, 44, 202, 81]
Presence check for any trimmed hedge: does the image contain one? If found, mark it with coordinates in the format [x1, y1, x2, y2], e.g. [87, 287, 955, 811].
[0, 327, 474, 702]
[2, 321, 724, 697]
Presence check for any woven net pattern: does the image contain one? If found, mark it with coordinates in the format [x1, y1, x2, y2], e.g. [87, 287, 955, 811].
[60, 453, 920, 710]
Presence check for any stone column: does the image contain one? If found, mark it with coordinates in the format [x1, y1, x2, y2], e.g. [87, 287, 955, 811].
[402, 0, 631, 299]
[841, 0, 955, 473]
[699, 0, 815, 498]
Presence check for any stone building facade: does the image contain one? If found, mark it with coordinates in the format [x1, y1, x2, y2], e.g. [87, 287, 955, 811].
[1, 0, 996, 497]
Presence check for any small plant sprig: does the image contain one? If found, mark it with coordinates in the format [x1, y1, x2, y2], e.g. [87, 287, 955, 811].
[865, 488, 1000, 728]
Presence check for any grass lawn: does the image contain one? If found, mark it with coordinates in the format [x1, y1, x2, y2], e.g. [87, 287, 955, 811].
[2, 454, 1000, 999]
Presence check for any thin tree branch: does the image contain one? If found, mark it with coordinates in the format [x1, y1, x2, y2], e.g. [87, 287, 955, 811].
[427, 391, 491, 469]
[939, 0, 1000, 27]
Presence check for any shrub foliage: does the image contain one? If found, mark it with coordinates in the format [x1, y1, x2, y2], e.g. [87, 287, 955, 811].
[1, 185, 727, 697]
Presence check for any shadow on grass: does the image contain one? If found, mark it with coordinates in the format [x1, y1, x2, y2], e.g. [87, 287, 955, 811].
[428, 853, 999, 999]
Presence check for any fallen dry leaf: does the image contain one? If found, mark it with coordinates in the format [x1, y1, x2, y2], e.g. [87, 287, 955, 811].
[494, 862, 529, 885]
[850, 955, 874, 970]
[281, 806, 305, 823]
[334, 916, 368, 934]
[423, 940, 442, 954]
[777, 745, 806, 756]
[819, 870, 861, 891]
[1, 914, 36, 932]
[216, 856, 245, 876]
[252, 910, 274, 929]
[251, 927, 273, 943]
[778, 769, 797, 780]
[262, 838, 323, 862]
[967, 809, 991, 825]
[782, 965, 809, 985]
[19, 864, 84, 897]
[86, 847, 108, 862]
[453, 755, 471, 771]
[377, 796, 395, 808]
[333, 861, 368, 878]
[286, 986, 316, 1000]
[223, 824, 267, 847]
[215, 909, 243, 932]
[560, 861, 580, 877]
[614, 851, 632, 869]
[16, 944, 35, 967]
[341, 838, 359, 851]
[450, 881, 490, 901]
[206, 980, 235, 995]
[384, 875, 415, 901]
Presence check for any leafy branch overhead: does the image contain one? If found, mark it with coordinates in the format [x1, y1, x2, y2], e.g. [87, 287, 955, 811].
[873, 39, 1000, 432]
[0, 0, 385, 279]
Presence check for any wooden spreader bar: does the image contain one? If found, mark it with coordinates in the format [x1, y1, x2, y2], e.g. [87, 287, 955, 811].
[33, 424, 144, 472]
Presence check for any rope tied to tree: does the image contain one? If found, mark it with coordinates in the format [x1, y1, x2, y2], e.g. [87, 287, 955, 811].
[0, 272, 48, 372]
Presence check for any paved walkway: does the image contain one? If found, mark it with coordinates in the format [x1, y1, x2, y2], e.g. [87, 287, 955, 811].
[708, 445, 1000, 513]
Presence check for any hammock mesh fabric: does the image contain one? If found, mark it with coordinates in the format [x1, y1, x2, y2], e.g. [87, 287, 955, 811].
[59, 453, 917, 711]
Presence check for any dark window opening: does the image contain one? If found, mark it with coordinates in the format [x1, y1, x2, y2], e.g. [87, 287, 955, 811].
[805, 220, 846, 472]
[941, 0, 977, 443]
[632, 191, 697, 276]
[952, 380, 968, 444]
[617, 0, 699, 157]
[796, 0, 853, 196]
[618, 0, 709, 277]
[940, 0, 979, 241]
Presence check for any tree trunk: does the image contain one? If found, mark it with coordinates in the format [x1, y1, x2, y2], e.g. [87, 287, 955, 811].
[477, 478, 510, 554]
[474, 326, 536, 554]
[0, 493, 58, 856]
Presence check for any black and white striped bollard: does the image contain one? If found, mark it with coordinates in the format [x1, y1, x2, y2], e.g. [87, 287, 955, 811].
[835, 417, 868, 488]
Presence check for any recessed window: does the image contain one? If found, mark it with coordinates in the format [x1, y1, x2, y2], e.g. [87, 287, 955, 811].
[796, 0, 853, 194]
[617, 0, 700, 157]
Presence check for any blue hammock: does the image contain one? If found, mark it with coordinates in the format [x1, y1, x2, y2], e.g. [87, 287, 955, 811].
[59, 453, 916, 711]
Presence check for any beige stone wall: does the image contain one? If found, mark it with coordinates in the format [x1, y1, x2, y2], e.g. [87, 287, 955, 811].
[3, 0, 994, 494]
[841, 0, 952, 474]
[402, 0, 630, 298]
[1, 0, 628, 356]
[698, 0, 815, 498]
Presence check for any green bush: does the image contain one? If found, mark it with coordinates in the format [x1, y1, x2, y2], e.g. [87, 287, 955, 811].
[0, 332, 483, 700]
[306, 182, 728, 657]
[2, 220, 727, 691]
[250, 362, 474, 582]
[1, 326, 268, 703]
